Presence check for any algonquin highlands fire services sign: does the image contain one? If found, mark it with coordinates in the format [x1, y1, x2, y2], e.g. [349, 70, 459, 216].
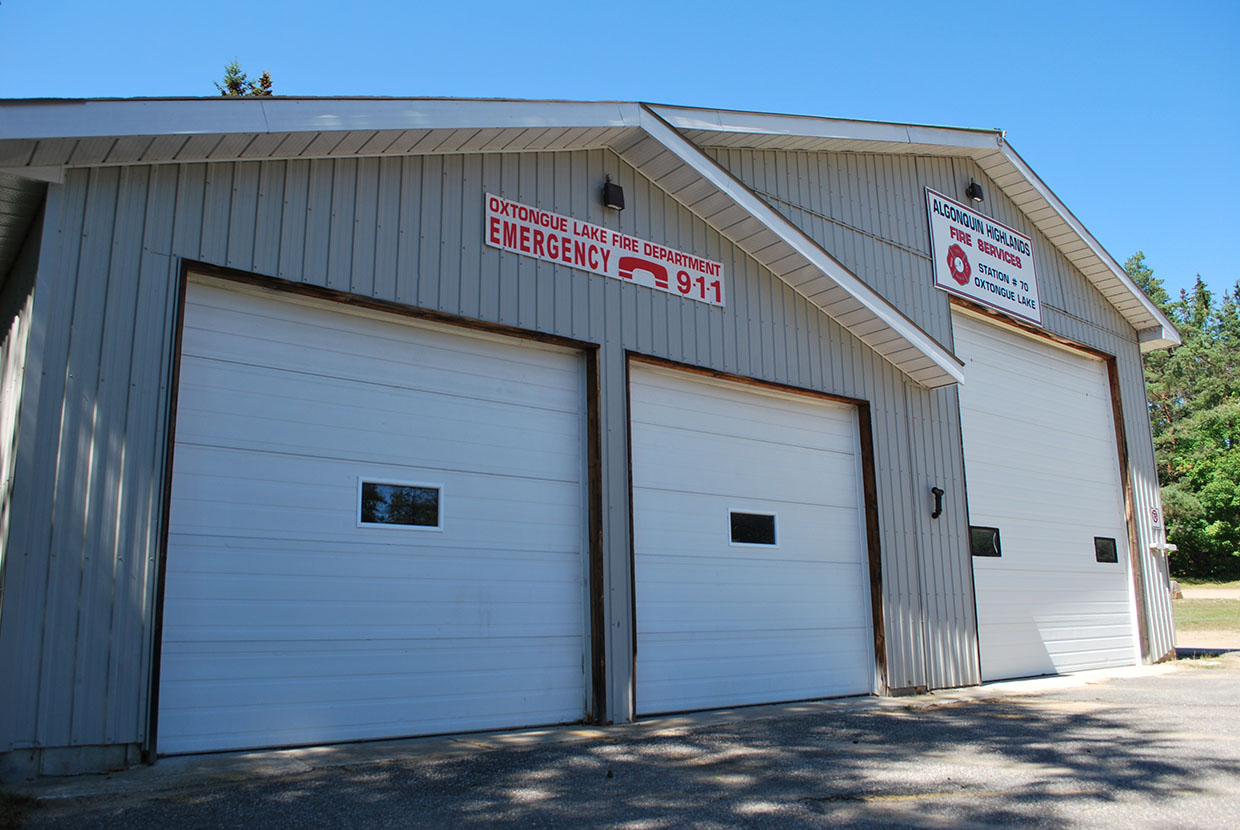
[926, 189, 1041, 325]
[485, 194, 725, 307]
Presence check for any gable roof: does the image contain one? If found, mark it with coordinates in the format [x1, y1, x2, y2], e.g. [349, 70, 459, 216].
[655, 105, 1179, 352]
[0, 97, 1179, 387]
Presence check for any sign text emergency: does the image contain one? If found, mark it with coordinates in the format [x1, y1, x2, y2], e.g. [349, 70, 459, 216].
[485, 194, 725, 307]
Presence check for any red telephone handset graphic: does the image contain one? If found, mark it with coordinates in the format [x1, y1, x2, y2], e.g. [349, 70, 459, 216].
[617, 256, 669, 289]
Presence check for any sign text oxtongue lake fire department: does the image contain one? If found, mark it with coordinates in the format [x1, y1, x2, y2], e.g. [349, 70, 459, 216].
[485, 194, 725, 307]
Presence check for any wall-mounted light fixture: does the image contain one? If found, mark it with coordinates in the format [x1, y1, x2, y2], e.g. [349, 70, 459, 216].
[965, 180, 984, 203]
[931, 486, 944, 519]
[603, 175, 625, 211]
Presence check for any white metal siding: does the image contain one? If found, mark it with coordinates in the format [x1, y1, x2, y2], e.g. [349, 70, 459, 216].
[712, 145, 1171, 666]
[20, 141, 1182, 759]
[629, 364, 873, 714]
[0, 259, 36, 587]
[954, 311, 1137, 680]
[158, 279, 587, 754]
[8, 155, 950, 756]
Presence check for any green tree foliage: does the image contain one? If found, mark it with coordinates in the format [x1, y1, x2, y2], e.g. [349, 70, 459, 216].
[215, 59, 273, 97]
[1127, 252, 1240, 578]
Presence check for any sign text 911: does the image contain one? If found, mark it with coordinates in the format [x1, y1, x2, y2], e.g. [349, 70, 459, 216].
[485, 194, 726, 307]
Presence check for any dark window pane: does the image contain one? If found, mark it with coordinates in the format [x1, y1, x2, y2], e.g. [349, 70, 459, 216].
[361, 482, 440, 527]
[1094, 537, 1118, 563]
[730, 512, 776, 545]
[970, 526, 1001, 557]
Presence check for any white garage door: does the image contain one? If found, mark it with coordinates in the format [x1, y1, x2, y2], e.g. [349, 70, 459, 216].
[158, 278, 587, 754]
[954, 310, 1138, 681]
[629, 364, 874, 715]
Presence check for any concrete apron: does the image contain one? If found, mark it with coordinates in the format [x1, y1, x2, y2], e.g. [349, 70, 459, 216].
[15, 662, 1182, 802]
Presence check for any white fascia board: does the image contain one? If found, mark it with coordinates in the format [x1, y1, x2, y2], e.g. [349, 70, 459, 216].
[997, 142, 1182, 348]
[0, 99, 270, 139]
[651, 105, 1003, 151]
[260, 99, 641, 135]
[0, 98, 643, 141]
[1138, 328, 1180, 353]
[656, 104, 1180, 352]
[639, 106, 964, 386]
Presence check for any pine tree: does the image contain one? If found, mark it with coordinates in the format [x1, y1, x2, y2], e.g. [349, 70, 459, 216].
[215, 59, 274, 97]
[1128, 252, 1240, 579]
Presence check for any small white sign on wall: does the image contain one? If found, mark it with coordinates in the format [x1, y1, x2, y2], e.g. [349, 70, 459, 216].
[926, 188, 1042, 325]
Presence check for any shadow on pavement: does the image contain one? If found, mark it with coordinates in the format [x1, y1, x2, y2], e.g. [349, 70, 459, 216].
[22, 669, 1240, 829]
[1176, 646, 1239, 658]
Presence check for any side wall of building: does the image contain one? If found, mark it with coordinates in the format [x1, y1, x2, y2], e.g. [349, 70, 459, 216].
[0, 176, 174, 778]
[0, 149, 981, 774]
[705, 147, 1173, 661]
[1, 208, 44, 638]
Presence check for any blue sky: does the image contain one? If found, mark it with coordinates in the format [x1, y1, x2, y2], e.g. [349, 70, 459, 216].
[2, 0, 1235, 303]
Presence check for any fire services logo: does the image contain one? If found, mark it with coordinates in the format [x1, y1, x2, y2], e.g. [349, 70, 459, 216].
[926, 188, 1042, 325]
[946, 243, 971, 286]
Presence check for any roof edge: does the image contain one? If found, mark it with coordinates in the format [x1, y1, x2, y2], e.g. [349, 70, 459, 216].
[653, 104, 1181, 351]
[0, 96, 1175, 356]
[0, 98, 646, 141]
[638, 105, 965, 387]
[995, 141, 1180, 349]
[650, 104, 1004, 150]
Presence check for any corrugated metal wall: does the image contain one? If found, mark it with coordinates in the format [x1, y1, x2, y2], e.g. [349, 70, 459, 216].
[4, 139, 1173, 765]
[1, 209, 42, 617]
[0, 148, 982, 761]
[706, 147, 1173, 663]
[0, 171, 177, 772]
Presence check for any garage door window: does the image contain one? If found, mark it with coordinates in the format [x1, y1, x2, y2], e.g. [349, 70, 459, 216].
[730, 511, 777, 546]
[970, 525, 1001, 557]
[359, 480, 442, 529]
[1094, 536, 1119, 563]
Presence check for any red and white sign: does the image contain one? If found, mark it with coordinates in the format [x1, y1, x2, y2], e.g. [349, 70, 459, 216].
[485, 194, 725, 307]
[926, 189, 1041, 325]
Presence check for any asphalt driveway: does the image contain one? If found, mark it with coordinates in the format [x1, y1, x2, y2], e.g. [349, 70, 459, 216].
[12, 653, 1240, 829]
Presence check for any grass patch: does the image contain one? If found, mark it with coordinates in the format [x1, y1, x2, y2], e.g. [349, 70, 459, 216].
[0, 790, 37, 830]
[1173, 598, 1240, 632]
[1172, 579, 1240, 589]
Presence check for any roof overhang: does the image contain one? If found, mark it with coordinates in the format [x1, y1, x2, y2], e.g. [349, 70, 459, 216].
[653, 104, 1180, 351]
[0, 97, 1172, 387]
[0, 172, 45, 281]
[623, 107, 962, 386]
